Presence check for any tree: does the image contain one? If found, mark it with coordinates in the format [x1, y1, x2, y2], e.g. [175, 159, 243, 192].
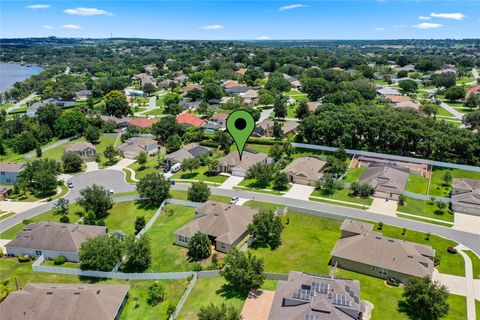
[273, 97, 286, 119]
[55, 110, 87, 138]
[213, 131, 233, 154]
[398, 276, 449, 320]
[206, 158, 220, 175]
[36, 103, 61, 131]
[220, 248, 265, 291]
[268, 144, 284, 162]
[265, 74, 291, 92]
[124, 234, 152, 271]
[325, 155, 348, 177]
[135, 216, 146, 235]
[272, 121, 284, 139]
[259, 93, 275, 106]
[62, 151, 83, 173]
[295, 100, 310, 119]
[17, 158, 60, 196]
[84, 125, 100, 144]
[137, 173, 171, 206]
[248, 209, 284, 247]
[421, 103, 439, 117]
[164, 103, 182, 116]
[104, 90, 131, 118]
[147, 281, 166, 306]
[137, 151, 147, 169]
[53, 198, 69, 217]
[182, 157, 201, 174]
[79, 235, 124, 271]
[399, 79, 418, 93]
[302, 78, 330, 100]
[464, 93, 480, 110]
[463, 109, 480, 129]
[273, 172, 289, 190]
[104, 144, 120, 165]
[163, 92, 181, 106]
[245, 163, 273, 187]
[316, 173, 343, 195]
[143, 83, 156, 95]
[165, 134, 182, 153]
[198, 303, 242, 320]
[35, 146, 42, 158]
[188, 231, 211, 259]
[444, 86, 465, 102]
[78, 184, 113, 220]
[203, 82, 224, 100]
[187, 181, 211, 202]
[432, 73, 456, 89]
[442, 171, 452, 186]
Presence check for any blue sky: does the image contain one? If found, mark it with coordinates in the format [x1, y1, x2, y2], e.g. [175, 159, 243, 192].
[1, 1, 479, 39]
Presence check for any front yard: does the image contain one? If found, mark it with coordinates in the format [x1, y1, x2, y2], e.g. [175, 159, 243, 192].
[171, 166, 228, 184]
[310, 188, 373, 206]
[429, 167, 480, 197]
[342, 167, 365, 183]
[397, 197, 454, 222]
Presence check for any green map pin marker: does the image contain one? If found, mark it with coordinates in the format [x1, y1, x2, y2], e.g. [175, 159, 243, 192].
[226, 110, 255, 160]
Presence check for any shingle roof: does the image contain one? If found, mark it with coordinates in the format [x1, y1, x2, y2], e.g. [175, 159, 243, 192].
[0, 283, 129, 320]
[282, 157, 326, 181]
[340, 219, 374, 235]
[128, 118, 156, 128]
[452, 178, 480, 208]
[0, 162, 26, 173]
[176, 113, 205, 127]
[64, 142, 95, 153]
[220, 150, 268, 172]
[359, 164, 409, 195]
[165, 143, 212, 163]
[6, 222, 106, 254]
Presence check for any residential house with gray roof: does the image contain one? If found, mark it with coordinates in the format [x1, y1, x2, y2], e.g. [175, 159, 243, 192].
[26, 98, 75, 117]
[118, 137, 158, 159]
[0, 162, 26, 184]
[220, 150, 270, 177]
[451, 178, 480, 216]
[164, 143, 212, 167]
[64, 142, 96, 161]
[358, 164, 410, 200]
[282, 156, 327, 186]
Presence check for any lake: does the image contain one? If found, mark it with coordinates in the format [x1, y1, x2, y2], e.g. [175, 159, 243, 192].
[0, 63, 42, 93]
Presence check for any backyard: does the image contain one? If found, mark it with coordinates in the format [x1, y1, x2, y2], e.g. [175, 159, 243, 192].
[429, 167, 480, 197]
[405, 174, 429, 195]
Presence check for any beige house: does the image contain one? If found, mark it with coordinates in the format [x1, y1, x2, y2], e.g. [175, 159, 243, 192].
[451, 178, 480, 216]
[5, 222, 106, 262]
[64, 142, 96, 161]
[174, 201, 257, 253]
[164, 143, 212, 167]
[220, 150, 270, 177]
[253, 120, 299, 138]
[358, 164, 409, 200]
[0, 283, 129, 320]
[118, 137, 158, 159]
[330, 219, 435, 283]
[282, 156, 327, 186]
[268, 271, 367, 320]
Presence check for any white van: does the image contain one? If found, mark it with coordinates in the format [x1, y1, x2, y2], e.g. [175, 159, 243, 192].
[171, 163, 181, 173]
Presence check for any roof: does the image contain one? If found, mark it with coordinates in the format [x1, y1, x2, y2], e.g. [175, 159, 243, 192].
[225, 86, 250, 94]
[175, 201, 256, 245]
[236, 68, 247, 75]
[64, 142, 95, 153]
[268, 271, 365, 320]
[221, 150, 268, 172]
[384, 95, 412, 103]
[211, 113, 228, 121]
[100, 115, 129, 125]
[0, 283, 129, 320]
[222, 80, 246, 89]
[340, 219, 374, 235]
[182, 84, 203, 92]
[376, 87, 401, 96]
[282, 157, 326, 181]
[128, 118, 156, 128]
[165, 143, 211, 163]
[6, 222, 106, 254]
[331, 229, 435, 278]
[466, 85, 480, 95]
[255, 120, 299, 135]
[240, 89, 259, 99]
[359, 164, 409, 195]
[118, 137, 158, 156]
[307, 101, 320, 112]
[0, 162, 26, 173]
[176, 113, 205, 127]
[452, 178, 480, 208]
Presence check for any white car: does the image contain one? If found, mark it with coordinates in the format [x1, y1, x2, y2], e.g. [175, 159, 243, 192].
[67, 181, 74, 188]
[230, 196, 239, 204]
[108, 189, 114, 195]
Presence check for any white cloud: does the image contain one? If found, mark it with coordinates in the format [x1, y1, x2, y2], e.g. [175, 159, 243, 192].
[201, 24, 224, 30]
[278, 4, 307, 11]
[61, 24, 82, 30]
[374, 27, 385, 31]
[64, 7, 113, 16]
[418, 16, 431, 20]
[41, 25, 53, 30]
[26, 4, 50, 9]
[413, 22, 443, 29]
[256, 36, 271, 40]
[430, 12, 465, 20]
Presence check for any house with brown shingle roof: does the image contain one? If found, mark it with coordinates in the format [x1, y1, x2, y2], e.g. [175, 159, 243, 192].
[118, 137, 159, 159]
[164, 143, 212, 166]
[451, 178, 480, 216]
[330, 220, 435, 283]
[64, 142, 96, 161]
[5, 222, 106, 262]
[268, 271, 367, 320]
[253, 120, 299, 138]
[0, 162, 27, 184]
[174, 201, 257, 253]
[281, 157, 327, 186]
[220, 150, 270, 177]
[0, 283, 129, 320]
[359, 164, 410, 200]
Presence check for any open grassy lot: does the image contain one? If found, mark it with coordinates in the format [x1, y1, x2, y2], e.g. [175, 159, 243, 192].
[464, 250, 480, 279]
[41, 135, 117, 161]
[429, 167, 480, 197]
[397, 197, 454, 222]
[311, 188, 373, 206]
[171, 166, 228, 184]
[0, 258, 186, 320]
[176, 277, 247, 320]
[105, 201, 157, 234]
[236, 178, 290, 195]
[127, 155, 162, 181]
[437, 106, 456, 117]
[343, 167, 365, 183]
[405, 174, 429, 195]
[240, 143, 272, 154]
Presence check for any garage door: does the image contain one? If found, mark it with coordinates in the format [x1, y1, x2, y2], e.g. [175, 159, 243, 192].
[232, 169, 246, 177]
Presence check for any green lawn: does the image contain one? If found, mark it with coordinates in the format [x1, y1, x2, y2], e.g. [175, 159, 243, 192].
[464, 250, 480, 279]
[429, 167, 480, 197]
[286, 104, 297, 118]
[105, 201, 157, 234]
[239, 143, 272, 154]
[476, 300, 480, 320]
[343, 167, 365, 183]
[437, 107, 456, 117]
[143, 108, 165, 116]
[236, 178, 290, 194]
[171, 166, 228, 184]
[169, 190, 231, 204]
[127, 155, 163, 181]
[456, 77, 475, 85]
[0, 258, 186, 320]
[397, 197, 454, 222]
[42, 260, 80, 269]
[0, 101, 13, 111]
[41, 135, 118, 161]
[176, 277, 247, 320]
[405, 174, 429, 195]
[311, 188, 373, 206]
[309, 197, 368, 210]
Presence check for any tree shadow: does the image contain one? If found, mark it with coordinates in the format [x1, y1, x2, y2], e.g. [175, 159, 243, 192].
[135, 199, 160, 211]
[216, 284, 249, 300]
[180, 172, 198, 179]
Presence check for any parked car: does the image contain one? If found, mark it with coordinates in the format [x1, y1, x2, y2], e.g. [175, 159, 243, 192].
[163, 165, 171, 173]
[169, 179, 176, 185]
[230, 196, 239, 204]
[67, 182, 74, 188]
[171, 163, 181, 173]
[108, 189, 114, 195]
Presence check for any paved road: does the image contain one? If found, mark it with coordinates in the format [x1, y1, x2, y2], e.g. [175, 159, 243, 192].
[258, 108, 273, 123]
[439, 101, 464, 121]
[6, 92, 37, 113]
[0, 170, 134, 232]
[472, 68, 479, 80]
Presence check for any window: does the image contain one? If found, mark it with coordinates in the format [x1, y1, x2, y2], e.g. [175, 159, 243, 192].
[35, 250, 42, 255]
[378, 268, 387, 276]
[179, 236, 188, 243]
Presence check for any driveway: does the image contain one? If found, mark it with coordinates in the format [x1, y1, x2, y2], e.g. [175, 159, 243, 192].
[106, 159, 136, 171]
[453, 213, 480, 235]
[0, 201, 45, 214]
[241, 290, 275, 320]
[85, 161, 99, 172]
[283, 184, 314, 201]
[367, 198, 397, 216]
[218, 176, 244, 189]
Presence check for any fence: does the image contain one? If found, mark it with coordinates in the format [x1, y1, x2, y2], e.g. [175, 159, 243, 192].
[169, 273, 197, 320]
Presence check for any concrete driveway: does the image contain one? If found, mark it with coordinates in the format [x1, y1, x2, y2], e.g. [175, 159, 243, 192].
[241, 290, 275, 320]
[453, 213, 480, 235]
[367, 198, 397, 216]
[219, 176, 244, 189]
[283, 184, 315, 200]
[106, 159, 136, 171]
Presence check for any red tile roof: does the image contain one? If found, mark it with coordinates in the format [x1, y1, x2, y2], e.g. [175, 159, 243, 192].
[466, 85, 480, 95]
[128, 118, 156, 128]
[176, 113, 205, 127]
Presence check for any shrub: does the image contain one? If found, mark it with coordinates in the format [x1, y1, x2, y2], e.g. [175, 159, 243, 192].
[59, 215, 70, 223]
[54, 256, 66, 265]
[192, 262, 204, 271]
[18, 255, 31, 262]
[447, 247, 457, 254]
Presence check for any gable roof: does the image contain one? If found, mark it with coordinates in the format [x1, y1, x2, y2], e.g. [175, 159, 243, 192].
[340, 219, 374, 235]
[175, 201, 256, 245]
[359, 164, 409, 195]
[165, 143, 212, 163]
[282, 157, 326, 181]
[452, 178, 480, 208]
[128, 118, 156, 128]
[0, 162, 27, 173]
[6, 222, 106, 254]
[220, 150, 268, 172]
[64, 142, 95, 153]
[466, 85, 480, 95]
[176, 113, 205, 127]
[0, 283, 129, 320]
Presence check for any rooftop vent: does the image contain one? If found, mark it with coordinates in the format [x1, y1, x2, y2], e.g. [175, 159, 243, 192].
[46, 292, 53, 295]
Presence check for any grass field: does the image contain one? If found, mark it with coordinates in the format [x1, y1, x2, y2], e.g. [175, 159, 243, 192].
[429, 167, 480, 197]
[41, 135, 117, 162]
[171, 166, 228, 184]
[309, 197, 368, 209]
[464, 250, 480, 279]
[237, 178, 290, 194]
[437, 106, 456, 117]
[397, 197, 454, 222]
[405, 174, 429, 195]
[311, 188, 373, 206]
[343, 167, 365, 183]
[106, 201, 157, 234]
[127, 155, 163, 181]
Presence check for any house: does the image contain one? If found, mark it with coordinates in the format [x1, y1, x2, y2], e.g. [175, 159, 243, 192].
[451, 178, 480, 216]
[330, 219, 435, 283]
[124, 88, 145, 97]
[144, 64, 158, 74]
[75, 89, 93, 101]
[282, 157, 327, 186]
[236, 68, 247, 76]
[128, 118, 156, 129]
[182, 84, 203, 92]
[179, 98, 201, 110]
[173, 74, 188, 84]
[0, 283, 129, 320]
[118, 137, 158, 159]
[209, 113, 228, 129]
[26, 98, 75, 117]
[466, 85, 480, 96]
[174, 201, 256, 253]
[307, 101, 320, 112]
[5, 222, 106, 262]
[132, 73, 156, 87]
[355, 156, 429, 177]
[376, 86, 401, 97]
[239, 89, 259, 104]
[176, 113, 205, 127]
[268, 271, 367, 320]
[253, 120, 299, 138]
[283, 74, 301, 89]
[225, 86, 250, 95]
[0, 186, 12, 201]
[220, 150, 270, 177]
[100, 115, 130, 128]
[0, 162, 27, 184]
[158, 79, 174, 88]
[165, 143, 212, 166]
[330, 67, 344, 72]
[358, 164, 410, 200]
[64, 142, 96, 161]
[397, 64, 415, 72]
[222, 80, 245, 89]
[384, 95, 420, 110]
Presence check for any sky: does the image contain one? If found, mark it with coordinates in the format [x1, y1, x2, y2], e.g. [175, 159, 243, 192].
[1, 1, 479, 40]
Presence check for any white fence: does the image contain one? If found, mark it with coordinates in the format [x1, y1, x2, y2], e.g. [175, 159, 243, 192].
[168, 274, 197, 320]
